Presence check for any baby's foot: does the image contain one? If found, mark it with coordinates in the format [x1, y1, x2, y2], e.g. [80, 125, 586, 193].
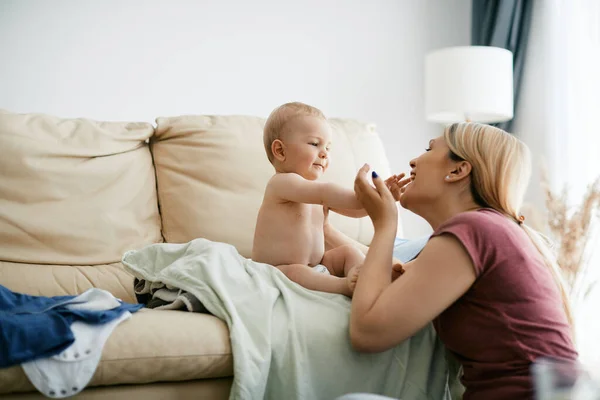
[346, 266, 361, 296]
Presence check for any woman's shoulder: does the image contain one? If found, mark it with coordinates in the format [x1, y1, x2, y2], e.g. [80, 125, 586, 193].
[431, 208, 519, 276]
[435, 208, 509, 233]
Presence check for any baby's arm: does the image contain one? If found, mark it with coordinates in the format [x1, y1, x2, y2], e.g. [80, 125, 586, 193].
[329, 208, 368, 218]
[269, 173, 363, 210]
[332, 173, 409, 218]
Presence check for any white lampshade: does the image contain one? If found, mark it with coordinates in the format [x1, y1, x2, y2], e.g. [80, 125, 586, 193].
[425, 46, 514, 124]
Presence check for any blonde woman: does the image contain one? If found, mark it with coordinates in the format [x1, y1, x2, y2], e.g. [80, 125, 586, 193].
[328, 123, 577, 400]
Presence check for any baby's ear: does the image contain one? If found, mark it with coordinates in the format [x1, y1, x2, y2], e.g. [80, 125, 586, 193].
[272, 139, 286, 162]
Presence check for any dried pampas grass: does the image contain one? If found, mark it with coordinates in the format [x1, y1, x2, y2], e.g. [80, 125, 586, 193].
[541, 171, 600, 303]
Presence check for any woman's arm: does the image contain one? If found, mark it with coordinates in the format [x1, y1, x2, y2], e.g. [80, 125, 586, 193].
[350, 165, 476, 352]
[350, 234, 476, 352]
[269, 173, 363, 210]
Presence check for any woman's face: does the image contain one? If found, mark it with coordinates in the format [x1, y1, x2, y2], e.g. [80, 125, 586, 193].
[399, 136, 455, 210]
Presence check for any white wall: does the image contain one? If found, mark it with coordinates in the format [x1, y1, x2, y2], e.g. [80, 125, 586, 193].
[0, 0, 471, 238]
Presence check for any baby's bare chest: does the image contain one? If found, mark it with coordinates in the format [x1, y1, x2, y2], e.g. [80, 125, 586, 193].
[281, 202, 324, 226]
[254, 202, 325, 265]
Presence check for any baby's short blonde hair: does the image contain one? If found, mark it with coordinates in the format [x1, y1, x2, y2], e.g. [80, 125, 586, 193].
[263, 102, 326, 164]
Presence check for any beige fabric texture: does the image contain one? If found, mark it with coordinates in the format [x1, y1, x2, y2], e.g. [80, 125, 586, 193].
[0, 379, 232, 400]
[0, 309, 233, 395]
[0, 110, 162, 265]
[0, 261, 137, 303]
[152, 115, 394, 258]
[0, 111, 396, 397]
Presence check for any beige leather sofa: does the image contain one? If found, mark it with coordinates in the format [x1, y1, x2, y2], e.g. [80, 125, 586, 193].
[0, 110, 394, 399]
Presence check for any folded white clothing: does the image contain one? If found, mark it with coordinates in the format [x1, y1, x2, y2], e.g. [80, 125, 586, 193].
[60, 288, 121, 311]
[22, 311, 131, 398]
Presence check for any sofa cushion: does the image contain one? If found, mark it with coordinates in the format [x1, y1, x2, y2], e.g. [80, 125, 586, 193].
[0, 261, 137, 303]
[0, 309, 233, 395]
[151, 115, 394, 257]
[0, 110, 162, 265]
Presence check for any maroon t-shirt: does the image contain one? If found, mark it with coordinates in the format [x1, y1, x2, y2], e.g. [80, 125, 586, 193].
[430, 208, 577, 400]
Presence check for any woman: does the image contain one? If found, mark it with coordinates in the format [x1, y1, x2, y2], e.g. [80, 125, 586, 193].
[328, 122, 577, 399]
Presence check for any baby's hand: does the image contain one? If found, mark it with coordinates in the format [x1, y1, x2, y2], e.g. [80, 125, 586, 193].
[385, 173, 412, 202]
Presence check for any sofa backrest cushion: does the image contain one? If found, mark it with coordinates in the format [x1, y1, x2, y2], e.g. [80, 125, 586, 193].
[151, 115, 395, 258]
[0, 260, 137, 303]
[0, 110, 162, 265]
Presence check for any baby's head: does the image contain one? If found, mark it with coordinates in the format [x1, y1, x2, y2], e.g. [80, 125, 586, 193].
[263, 102, 332, 180]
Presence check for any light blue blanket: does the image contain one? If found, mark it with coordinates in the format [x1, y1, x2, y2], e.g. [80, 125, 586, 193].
[122, 236, 452, 400]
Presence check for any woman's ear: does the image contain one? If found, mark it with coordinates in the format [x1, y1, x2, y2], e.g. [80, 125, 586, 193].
[272, 139, 286, 162]
[447, 160, 472, 181]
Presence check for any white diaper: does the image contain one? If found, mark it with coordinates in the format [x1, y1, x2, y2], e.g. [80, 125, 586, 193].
[312, 264, 330, 275]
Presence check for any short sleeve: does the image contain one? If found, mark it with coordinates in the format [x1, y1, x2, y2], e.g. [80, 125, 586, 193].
[430, 211, 491, 277]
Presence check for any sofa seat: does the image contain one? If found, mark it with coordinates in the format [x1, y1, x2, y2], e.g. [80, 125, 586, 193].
[0, 308, 233, 395]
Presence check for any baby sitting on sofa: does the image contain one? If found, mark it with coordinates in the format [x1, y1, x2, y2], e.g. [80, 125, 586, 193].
[251, 102, 367, 297]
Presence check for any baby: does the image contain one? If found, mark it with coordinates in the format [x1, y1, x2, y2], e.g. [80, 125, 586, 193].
[252, 102, 367, 297]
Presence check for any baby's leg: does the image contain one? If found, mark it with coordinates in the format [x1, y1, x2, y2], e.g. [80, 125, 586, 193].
[321, 244, 365, 277]
[276, 264, 352, 297]
[321, 245, 365, 294]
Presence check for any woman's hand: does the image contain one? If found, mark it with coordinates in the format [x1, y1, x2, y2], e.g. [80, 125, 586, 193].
[354, 164, 398, 232]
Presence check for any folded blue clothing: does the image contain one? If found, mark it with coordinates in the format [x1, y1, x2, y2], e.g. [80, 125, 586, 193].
[0, 286, 143, 368]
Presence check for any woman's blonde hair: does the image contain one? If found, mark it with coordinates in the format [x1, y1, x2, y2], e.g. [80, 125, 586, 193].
[444, 122, 573, 326]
